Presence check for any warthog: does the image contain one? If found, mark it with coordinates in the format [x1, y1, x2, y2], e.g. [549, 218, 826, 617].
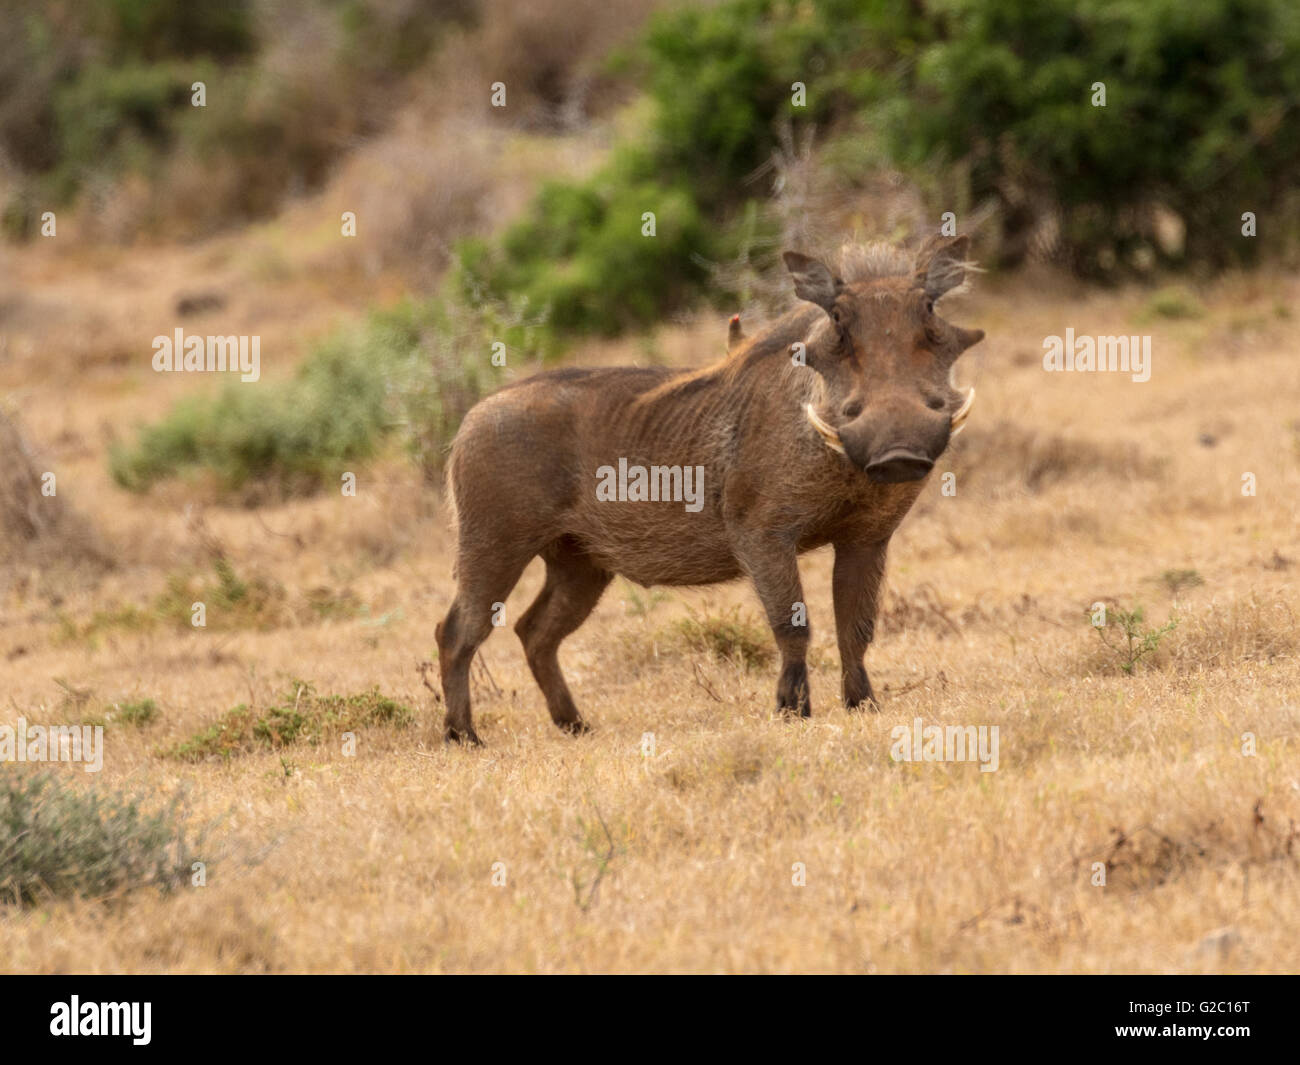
[436, 235, 984, 743]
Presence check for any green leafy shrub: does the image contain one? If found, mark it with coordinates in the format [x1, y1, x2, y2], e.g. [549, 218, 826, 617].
[0, 0, 461, 238]
[93, 0, 256, 61]
[458, 164, 707, 336]
[455, 0, 930, 338]
[110, 297, 519, 496]
[0, 772, 205, 907]
[109, 345, 391, 497]
[876, 0, 1300, 272]
[465, 0, 1300, 334]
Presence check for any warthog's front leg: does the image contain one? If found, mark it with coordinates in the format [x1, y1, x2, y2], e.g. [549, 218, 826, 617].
[735, 535, 811, 718]
[832, 538, 889, 710]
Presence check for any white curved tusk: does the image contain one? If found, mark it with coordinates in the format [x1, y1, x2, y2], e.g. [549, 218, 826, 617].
[949, 386, 975, 437]
[804, 403, 846, 455]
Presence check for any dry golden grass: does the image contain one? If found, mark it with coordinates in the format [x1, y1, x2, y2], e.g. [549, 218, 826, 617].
[1, 238, 1298, 972]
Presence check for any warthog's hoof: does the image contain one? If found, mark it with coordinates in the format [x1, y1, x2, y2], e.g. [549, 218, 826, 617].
[777, 664, 812, 718]
[843, 666, 878, 712]
[556, 718, 592, 736]
[444, 725, 483, 746]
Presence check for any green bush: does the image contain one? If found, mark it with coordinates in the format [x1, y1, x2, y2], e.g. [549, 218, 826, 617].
[458, 161, 707, 335]
[50, 60, 195, 196]
[109, 338, 392, 497]
[876, 0, 1300, 272]
[0, 772, 205, 907]
[634, 0, 926, 212]
[0, 0, 461, 237]
[110, 298, 521, 497]
[463, 0, 1300, 333]
[93, 0, 256, 62]
[153, 557, 288, 629]
[456, 0, 937, 338]
[95, 698, 161, 729]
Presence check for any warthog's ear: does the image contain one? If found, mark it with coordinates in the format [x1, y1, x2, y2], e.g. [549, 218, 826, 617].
[783, 252, 841, 313]
[915, 235, 974, 302]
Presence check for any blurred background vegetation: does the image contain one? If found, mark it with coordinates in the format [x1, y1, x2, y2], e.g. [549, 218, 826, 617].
[4, 0, 1298, 500]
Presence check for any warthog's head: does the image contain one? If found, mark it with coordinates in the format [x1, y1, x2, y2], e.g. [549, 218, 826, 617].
[785, 236, 984, 483]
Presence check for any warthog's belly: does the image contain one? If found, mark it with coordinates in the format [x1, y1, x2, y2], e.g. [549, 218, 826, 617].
[601, 549, 746, 588]
[577, 502, 742, 587]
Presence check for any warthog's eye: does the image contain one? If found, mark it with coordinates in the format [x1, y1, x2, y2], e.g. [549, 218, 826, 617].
[926, 396, 946, 411]
[841, 400, 863, 419]
[925, 298, 935, 315]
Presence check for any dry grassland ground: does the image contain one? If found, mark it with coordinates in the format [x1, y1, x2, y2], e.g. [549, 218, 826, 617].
[1, 232, 1298, 972]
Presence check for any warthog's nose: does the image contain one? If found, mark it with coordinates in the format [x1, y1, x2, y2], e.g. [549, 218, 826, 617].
[864, 448, 934, 484]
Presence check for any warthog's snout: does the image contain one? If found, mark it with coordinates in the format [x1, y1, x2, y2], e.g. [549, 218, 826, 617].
[838, 405, 951, 481]
[805, 386, 976, 483]
[864, 447, 934, 483]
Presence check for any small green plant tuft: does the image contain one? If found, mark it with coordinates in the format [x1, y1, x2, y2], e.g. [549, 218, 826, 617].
[1144, 286, 1205, 321]
[163, 680, 413, 762]
[671, 606, 773, 670]
[115, 698, 160, 728]
[85, 698, 161, 730]
[621, 579, 669, 618]
[55, 603, 156, 645]
[1159, 568, 1204, 596]
[154, 557, 286, 631]
[1090, 604, 1178, 674]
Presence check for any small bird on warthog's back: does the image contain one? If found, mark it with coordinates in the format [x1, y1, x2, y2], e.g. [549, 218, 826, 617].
[435, 235, 983, 744]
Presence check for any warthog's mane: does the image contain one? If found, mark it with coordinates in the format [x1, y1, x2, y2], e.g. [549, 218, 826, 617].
[835, 241, 915, 283]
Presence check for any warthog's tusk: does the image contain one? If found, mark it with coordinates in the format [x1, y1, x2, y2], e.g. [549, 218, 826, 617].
[807, 389, 974, 453]
[949, 387, 975, 437]
[804, 403, 846, 455]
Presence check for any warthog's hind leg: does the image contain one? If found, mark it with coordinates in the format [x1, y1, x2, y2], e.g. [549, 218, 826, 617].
[436, 547, 533, 745]
[515, 539, 612, 734]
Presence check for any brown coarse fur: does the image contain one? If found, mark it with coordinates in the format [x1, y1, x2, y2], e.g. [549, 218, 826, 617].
[436, 236, 985, 743]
